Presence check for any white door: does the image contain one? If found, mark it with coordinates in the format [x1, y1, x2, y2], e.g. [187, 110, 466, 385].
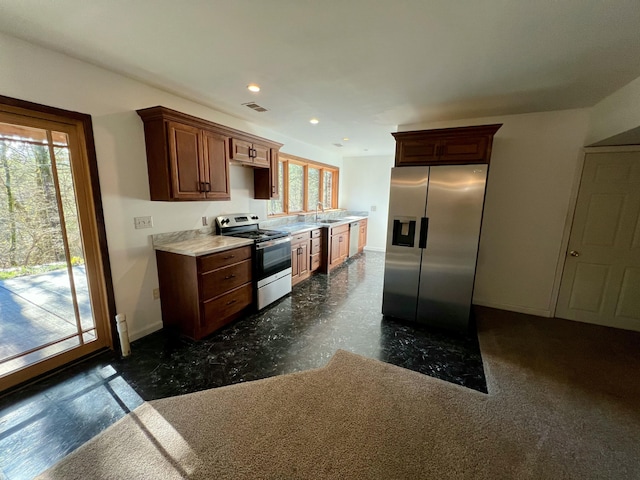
[556, 150, 640, 331]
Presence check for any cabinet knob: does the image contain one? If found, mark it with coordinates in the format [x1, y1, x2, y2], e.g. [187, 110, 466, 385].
[569, 250, 580, 257]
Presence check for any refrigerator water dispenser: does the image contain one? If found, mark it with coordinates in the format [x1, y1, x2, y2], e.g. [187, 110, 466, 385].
[391, 218, 416, 247]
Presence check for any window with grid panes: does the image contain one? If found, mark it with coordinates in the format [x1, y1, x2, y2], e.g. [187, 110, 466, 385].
[267, 155, 339, 216]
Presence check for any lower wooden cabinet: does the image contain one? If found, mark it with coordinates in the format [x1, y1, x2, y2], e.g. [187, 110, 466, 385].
[310, 229, 322, 272]
[156, 245, 253, 340]
[357, 218, 368, 254]
[291, 228, 324, 286]
[325, 224, 349, 272]
[291, 231, 310, 286]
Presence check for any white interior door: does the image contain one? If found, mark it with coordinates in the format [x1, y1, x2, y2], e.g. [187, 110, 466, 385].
[556, 150, 640, 331]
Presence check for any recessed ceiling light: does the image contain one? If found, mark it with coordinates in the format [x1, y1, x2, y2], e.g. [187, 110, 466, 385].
[309, 118, 319, 125]
[342, 137, 350, 141]
[247, 84, 261, 93]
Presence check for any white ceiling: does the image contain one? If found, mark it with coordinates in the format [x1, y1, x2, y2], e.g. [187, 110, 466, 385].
[0, 0, 639, 156]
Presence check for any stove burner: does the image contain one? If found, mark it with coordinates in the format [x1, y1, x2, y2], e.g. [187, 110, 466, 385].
[215, 213, 289, 243]
[230, 229, 289, 241]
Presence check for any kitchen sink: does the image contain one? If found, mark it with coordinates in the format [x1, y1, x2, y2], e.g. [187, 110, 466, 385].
[319, 219, 343, 223]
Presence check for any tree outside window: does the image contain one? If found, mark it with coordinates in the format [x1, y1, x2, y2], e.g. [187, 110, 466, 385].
[268, 155, 338, 216]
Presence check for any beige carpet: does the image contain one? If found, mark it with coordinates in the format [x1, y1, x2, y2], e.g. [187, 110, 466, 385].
[37, 308, 640, 479]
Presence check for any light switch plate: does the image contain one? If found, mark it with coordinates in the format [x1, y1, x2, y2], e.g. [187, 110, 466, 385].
[370, 205, 377, 212]
[134, 216, 153, 229]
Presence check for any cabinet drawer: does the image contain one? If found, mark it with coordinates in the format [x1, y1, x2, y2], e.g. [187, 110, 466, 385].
[310, 253, 321, 272]
[330, 224, 349, 236]
[198, 246, 252, 272]
[201, 283, 252, 332]
[311, 229, 322, 239]
[310, 238, 322, 255]
[292, 232, 310, 244]
[201, 259, 252, 300]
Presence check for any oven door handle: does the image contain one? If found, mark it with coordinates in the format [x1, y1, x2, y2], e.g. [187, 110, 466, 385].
[255, 236, 292, 250]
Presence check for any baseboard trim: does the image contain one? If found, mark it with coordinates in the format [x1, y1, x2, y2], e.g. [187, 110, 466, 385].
[364, 246, 385, 253]
[472, 300, 552, 318]
[129, 321, 163, 342]
[558, 316, 640, 333]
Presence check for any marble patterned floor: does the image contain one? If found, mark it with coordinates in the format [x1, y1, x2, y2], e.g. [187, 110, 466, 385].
[0, 251, 486, 480]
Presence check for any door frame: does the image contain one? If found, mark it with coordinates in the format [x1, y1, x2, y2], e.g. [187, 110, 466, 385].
[550, 145, 640, 317]
[0, 94, 118, 390]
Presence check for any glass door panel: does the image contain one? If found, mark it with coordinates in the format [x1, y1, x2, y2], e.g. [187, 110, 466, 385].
[0, 119, 102, 382]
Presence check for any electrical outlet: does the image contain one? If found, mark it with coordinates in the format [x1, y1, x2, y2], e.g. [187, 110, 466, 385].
[370, 205, 377, 212]
[134, 216, 153, 229]
[152, 288, 160, 300]
[202, 216, 208, 226]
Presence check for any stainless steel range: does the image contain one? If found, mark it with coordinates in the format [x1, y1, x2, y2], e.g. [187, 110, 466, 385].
[216, 213, 292, 309]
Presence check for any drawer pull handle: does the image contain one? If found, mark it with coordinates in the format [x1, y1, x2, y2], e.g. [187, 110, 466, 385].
[226, 299, 237, 306]
[223, 255, 235, 260]
[224, 274, 236, 280]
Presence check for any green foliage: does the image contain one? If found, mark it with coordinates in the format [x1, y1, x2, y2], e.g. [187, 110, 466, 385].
[0, 262, 67, 280]
[0, 136, 83, 270]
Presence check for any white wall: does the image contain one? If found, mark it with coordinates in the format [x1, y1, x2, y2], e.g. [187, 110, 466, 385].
[0, 33, 342, 339]
[586, 75, 640, 146]
[341, 155, 394, 251]
[400, 109, 590, 317]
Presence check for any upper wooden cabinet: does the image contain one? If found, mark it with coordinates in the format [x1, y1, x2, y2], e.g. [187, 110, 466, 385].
[230, 138, 270, 168]
[137, 106, 282, 201]
[254, 148, 280, 200]
[392, 124, 502, 167]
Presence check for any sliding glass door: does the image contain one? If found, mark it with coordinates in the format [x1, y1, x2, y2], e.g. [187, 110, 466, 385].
[0, 106, 111, 391]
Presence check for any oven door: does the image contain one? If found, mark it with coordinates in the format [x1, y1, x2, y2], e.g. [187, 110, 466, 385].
[255, 237, 292, 282]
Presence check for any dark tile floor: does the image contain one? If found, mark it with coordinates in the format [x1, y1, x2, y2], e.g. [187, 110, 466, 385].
[0, 251, 486, 480]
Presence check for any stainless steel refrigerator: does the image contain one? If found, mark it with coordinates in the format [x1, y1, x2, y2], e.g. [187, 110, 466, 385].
[382, 165, 488, 332]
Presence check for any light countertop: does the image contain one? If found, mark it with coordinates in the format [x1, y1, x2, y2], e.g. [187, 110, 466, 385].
[271, 216, 368, 235]
[154, 235, 254, 257]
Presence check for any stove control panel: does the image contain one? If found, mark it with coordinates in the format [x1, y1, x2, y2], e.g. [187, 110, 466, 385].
[216, 213, 261, 230]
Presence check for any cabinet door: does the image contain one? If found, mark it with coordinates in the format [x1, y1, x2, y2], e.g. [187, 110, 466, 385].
[252, 143, 270, 167]
[358, 220, 367, 253]
[229, 138, 253, 164]
[298, 242, 309, 276]
[338, 232, 349, 260]
[439, 135, 489, 163]
[269, 149, 279, 198]
[167, 121, 205, 199]
[329, 234, 341, 267]
[291, 244, 300, 279]
[202, 130, 231, 200]
[396, 138, 439, 166]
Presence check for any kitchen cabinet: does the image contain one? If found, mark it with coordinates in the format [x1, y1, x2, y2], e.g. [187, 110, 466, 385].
[137, 106, 282, 201]
[291, 231, 310, 286]
[229, 138, 271, 167]
[357, 218, 368, 254]
[137, 107, 230, 201]
[310, 228, 322, 272]
[155, 245, 253, 340]
[325, 223, 350, 272]
[392, 124, 502, 167]
[254, 149, 280, 200]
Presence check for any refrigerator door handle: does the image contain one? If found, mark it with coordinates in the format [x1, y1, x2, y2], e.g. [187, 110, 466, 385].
[419, 217, 429, 249]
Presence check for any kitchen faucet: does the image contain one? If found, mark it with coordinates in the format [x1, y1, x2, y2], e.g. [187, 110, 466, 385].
[315, 202, 324, 223]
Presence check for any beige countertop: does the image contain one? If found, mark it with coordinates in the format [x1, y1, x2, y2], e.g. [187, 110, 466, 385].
[272, 216, 368, 235]
[154, 235, 254, 257]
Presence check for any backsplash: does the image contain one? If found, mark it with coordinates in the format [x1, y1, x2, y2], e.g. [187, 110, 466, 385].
[151, 226, 215, 246]
[151, 210, 369, 245]
[261, 210, 367, 229]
